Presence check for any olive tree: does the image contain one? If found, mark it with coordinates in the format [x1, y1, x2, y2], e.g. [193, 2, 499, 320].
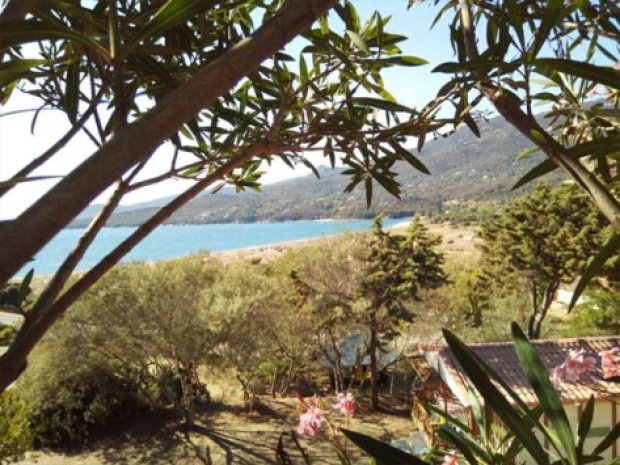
[40, 256, 222, 428]
[204, 261, 317, 410]
[289, 234, 368, 392]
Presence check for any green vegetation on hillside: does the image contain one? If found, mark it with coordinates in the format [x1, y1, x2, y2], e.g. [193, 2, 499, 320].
[70, 116, 559, 228]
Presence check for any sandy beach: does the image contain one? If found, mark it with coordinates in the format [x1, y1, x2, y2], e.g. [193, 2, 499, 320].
[215, 220, 479, 264]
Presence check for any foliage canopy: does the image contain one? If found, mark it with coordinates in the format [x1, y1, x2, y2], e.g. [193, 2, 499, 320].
[479, 183, 616, 338]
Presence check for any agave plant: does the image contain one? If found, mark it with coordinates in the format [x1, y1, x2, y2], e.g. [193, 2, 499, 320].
[427, 388, 541, 465]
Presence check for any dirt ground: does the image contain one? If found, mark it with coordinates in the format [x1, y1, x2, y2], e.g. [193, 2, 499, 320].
[17, 392, 415, 465]
[394, 221, 479, 257]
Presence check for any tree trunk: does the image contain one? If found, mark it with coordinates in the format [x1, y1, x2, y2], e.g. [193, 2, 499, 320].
[369, 311, 379, 411]
[329, 331, 343, 392]
[237, 374, 252, 413]
[532, 282, 559, 339]
[243, 390, 251, 412]
[468, 296, 483, 327]
[270, 367, 279, 399]
[280, 358, 296, 396]
[334, 350, 344, 393]
[527, 281, 540, 339]
[528, 316, 540, 339]
[180, 364, 196, 430]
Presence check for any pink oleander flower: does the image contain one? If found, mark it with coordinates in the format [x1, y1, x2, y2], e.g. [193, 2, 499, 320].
[332, 392, 355, 418]
[588, 87, 599, 98]
[614, 61, 620, 71]
[550, 349, 597, 386]
[296, 406, 327, 436]
[550, 365, 565, 387]
[564, 348, 596, 382]
[599, 347, 620, 379]
[442, 453, 457, 465]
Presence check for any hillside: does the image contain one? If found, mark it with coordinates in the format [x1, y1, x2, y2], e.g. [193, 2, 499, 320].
[71, 116, 559, 227]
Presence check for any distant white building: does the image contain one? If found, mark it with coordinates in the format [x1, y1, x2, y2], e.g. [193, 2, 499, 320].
[0, 310, 23, 328]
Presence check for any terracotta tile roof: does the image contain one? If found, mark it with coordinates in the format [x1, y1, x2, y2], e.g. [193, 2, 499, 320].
[425, 336, 620, 407]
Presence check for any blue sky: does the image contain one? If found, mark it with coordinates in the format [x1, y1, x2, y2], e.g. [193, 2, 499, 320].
[348, 1, 456, 108]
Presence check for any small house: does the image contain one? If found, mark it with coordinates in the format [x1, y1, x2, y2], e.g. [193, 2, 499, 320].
[412, 337, 620, 463]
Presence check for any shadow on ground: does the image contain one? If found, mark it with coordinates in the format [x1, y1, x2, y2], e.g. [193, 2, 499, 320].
[19, 394, 415, 465]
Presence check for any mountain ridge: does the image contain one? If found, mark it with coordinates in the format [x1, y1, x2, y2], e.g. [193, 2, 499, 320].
[71, 115, 559, 228]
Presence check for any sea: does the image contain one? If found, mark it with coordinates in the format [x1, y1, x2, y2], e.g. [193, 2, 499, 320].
[19, 218, 403, 277]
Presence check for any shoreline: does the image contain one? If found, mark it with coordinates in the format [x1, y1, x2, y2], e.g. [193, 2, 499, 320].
[215, 231, 360, 264]
[22, 219, 402, 281]
[22, 219, 476, 282]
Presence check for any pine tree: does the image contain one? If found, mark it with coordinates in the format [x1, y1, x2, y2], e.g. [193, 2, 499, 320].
[362, 217, 447, 410]
[479, 184, 615, 339]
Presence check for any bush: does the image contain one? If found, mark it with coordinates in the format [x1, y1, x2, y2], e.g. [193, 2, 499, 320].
[567, 290, 620, 336]
[0, 325, 16, 345]
[0, 391, 33, 463]
[28, 364, 146, 447]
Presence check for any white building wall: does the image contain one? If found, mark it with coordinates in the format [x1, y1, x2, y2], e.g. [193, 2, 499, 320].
[583, 401, 616, 462]
[515, 401, 617, 465]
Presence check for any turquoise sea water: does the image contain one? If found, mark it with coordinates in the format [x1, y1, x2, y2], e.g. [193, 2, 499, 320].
[21, 219, 401, 277]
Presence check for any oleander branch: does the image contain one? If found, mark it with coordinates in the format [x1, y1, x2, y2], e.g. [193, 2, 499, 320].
[0, 0, 338, 286]
[458, 0, 620, 232]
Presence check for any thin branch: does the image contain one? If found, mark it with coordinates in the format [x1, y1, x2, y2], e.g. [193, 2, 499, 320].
[127, 161, 206, 191]
[0, 88, 105, 199]
[80, 125, 103, 147]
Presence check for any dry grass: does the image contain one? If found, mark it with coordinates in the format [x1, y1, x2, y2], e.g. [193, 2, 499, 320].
[396, 222, 479, 257]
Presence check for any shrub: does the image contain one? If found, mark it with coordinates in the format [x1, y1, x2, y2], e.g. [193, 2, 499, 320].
[0, 391, 33, 464]
[568, 290, 620, 336]
[28, 364, 146, 447]
[0, 325, 16, 345]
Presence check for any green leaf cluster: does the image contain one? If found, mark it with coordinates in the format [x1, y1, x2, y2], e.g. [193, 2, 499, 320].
[363, 216, 448, 318]
[0, 391, 33, 464]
